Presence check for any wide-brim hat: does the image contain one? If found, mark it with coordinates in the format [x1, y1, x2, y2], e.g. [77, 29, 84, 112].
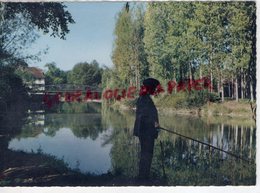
[143, 78, 160, 90]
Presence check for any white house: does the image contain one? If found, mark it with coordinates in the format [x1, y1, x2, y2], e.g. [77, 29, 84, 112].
[24, 67, 45, 94]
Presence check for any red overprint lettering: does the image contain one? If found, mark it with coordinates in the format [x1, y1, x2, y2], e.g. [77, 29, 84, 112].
[103, 89, 113, 100]
[154, 84, 165, 95]
[43, 92, 61, 108]
[84, 89, 93, 101]
[65, 92, 72, 102]
[167, 80, 177, 94]
[43, 93, 53, 108]
[93, 91, 101, 100]
[127, 86, 136, 99]
[177, 80, 186, 92]
[113, 89, 119, 100]
[43, 77, 213, 108]
[114, 88, 127, 101]
[139, 85, 148, 96]
[202, 77, 213, 90]
[71, 90, 82, 102]
[193, 79, 204, 91]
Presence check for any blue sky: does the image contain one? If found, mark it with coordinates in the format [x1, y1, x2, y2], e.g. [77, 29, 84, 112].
[28, 2, 126, 71]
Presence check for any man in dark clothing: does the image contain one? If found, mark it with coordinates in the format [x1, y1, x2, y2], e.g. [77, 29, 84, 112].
[133, 78, 160, 180]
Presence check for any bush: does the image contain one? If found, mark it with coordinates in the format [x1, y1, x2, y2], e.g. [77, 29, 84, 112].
[156, 90, 221, 109]
[0, 65, 28, 105]
[187, 90, 208, 107]
[208, 92, 221, 103]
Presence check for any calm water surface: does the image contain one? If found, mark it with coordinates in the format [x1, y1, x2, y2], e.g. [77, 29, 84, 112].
[7, 104, 256, 185]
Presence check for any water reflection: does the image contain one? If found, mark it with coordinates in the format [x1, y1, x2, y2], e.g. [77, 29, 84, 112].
[102, 109, 256, 185]
[6, 103, 256, 185]
[8, 112, 112, 174]
[9, 127, 112, 174]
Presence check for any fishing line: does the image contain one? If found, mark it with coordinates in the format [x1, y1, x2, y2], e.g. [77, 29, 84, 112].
[159, 127, 254, 165]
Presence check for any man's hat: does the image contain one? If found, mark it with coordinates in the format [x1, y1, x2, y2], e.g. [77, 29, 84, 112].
[143, 78, 160, 90]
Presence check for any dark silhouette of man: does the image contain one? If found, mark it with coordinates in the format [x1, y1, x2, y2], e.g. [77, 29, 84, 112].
[133, 78, 160, 181]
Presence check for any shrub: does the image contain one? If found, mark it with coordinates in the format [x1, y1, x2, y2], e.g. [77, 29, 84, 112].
[156, 90, 221, 109]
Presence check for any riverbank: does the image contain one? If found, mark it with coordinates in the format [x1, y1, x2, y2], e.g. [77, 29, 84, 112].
[159, 100, 255, 117]
[0, 149, 165, 186]
[113, 99, 255, 119]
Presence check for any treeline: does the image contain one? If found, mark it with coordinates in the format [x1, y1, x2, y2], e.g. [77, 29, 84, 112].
[104, 2, 256, 102]
[44, 60, 102, 87]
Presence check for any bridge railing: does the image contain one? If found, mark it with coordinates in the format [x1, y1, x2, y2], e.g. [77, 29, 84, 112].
[29, 84, 102, 94]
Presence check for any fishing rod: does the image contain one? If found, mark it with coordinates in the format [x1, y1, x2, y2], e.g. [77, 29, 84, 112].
[159, 127, 254, 164]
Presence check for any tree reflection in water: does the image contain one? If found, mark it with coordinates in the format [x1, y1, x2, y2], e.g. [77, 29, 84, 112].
[5, 103, 256, 185]
[103, 108, 256, 185]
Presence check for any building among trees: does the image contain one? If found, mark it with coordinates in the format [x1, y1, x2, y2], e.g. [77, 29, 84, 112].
[18, 66, 45, 94]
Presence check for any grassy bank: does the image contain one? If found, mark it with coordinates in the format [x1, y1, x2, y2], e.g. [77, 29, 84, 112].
[0, 149, 166, 186]
[111, 93, 255, 119]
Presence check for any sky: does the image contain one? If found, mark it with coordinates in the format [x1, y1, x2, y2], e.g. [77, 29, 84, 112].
[28, 2, 125, 71]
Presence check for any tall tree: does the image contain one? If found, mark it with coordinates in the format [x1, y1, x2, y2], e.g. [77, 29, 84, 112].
[112, 4, 133, 87]
[131, 5, 149, 87]
[0, 2, 75, 65]
[143, 2, 169, 83]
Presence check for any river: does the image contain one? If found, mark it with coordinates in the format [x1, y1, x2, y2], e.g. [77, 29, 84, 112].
[5, 102, 256, 185]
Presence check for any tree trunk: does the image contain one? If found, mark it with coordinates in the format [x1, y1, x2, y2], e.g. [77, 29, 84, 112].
[200, 66, 202, 79]
[249, 126, 253, 158]
[217, 79, 219, 94]
[174, 70, 177, 93]
[228, 82, 231, 98]
[235, 75, 239, 102]
[189, 62, 192, 91]
[241, 69, 244, 100]
[210, 69, 213, 93]
[250, 80, 254, 102]
[221, 80, 224, 102]
[231, 75, 235, 99]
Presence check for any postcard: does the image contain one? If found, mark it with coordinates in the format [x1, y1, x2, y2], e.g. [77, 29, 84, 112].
[0, 1, 258, 192]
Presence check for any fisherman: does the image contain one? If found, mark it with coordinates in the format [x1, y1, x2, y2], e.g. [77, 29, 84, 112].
[133, 78, 160, 181]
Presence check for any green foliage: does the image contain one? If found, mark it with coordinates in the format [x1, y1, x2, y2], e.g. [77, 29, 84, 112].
[68, 60, 102, 86]
[45, 62, 67, 84]
[1, 2, 74, 65]
[4, 2, 75, 39]
[0, 2, 74, 108]
[112, 6, 133, 86]
[14, 67, 35, 83]
[156, 90, 221, 109]
[109, 1, 256, 103]
[111, 3, 149, 88]
[207, 92, 221, 103]
[0, 65, 28, 105]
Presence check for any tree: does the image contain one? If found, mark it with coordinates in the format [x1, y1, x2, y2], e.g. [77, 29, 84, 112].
[143, 2, 169, 83]
[111, 3, 149, 88]
[109, 2, 256, 103]
[112, 4, 133, 87]
[68, 60, 102, 86]
[131, 5, 149, 87]
[143, 1, 255, 102]
[0, 2, 74, 106]
[0, 2, 75, 65]
[0, 65, 27, 105]
[44, 62, 67, 85]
